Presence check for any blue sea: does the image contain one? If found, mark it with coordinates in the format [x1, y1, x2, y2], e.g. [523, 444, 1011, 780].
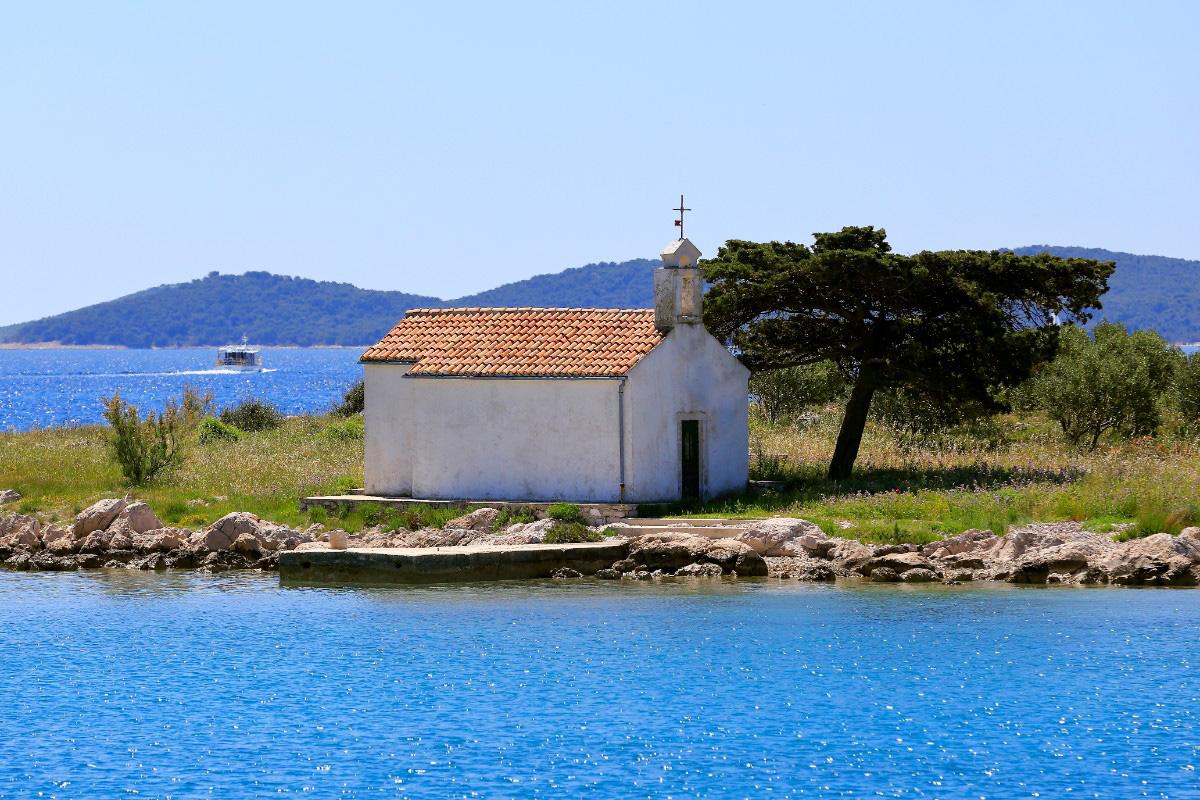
[0, 348, 364, 431]
[0, 573, 1196, 798]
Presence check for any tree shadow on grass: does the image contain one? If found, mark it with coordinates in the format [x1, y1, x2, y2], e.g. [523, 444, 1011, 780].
[641, 462, 1086, 517]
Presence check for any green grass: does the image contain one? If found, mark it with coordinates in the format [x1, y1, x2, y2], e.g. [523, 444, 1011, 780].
[0, 416, 367, 530]
[6, 407, 1200, 545]
[649, 409, 1200, 544]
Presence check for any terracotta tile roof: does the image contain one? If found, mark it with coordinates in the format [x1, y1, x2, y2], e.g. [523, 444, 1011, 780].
[361, 307, 664, 377]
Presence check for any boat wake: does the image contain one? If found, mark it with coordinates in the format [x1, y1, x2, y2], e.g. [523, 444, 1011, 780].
[168, 368, 279, 376]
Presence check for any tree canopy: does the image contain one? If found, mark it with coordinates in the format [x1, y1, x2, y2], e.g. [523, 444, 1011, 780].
[703, 226, 1115, 479]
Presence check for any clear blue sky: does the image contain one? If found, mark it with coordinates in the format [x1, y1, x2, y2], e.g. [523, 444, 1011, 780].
[1, 1, 1196, 325]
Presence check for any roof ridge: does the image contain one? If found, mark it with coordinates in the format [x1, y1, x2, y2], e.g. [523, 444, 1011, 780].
[410, 306, 653, 314]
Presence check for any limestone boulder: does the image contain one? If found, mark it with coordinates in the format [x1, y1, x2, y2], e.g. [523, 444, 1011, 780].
[130, 528, 188, 554]
[675, 562, 724, 577]
[735, 518, 829, 557]
[0, 514, 41, 550]
[71, 498, 127, 540]
[829, 539, 874, 571]
[901, 568, 939, 583]
[230, 533, 262, 556]
[921, 529, 998, 560]
[446, 508, 500, 532]
[106, 502, 162, 537]
[871, 567, 900, 582]
[41, 525, 76, 554]
[862, 550, 935, 577]
[501, 518, 559, 543]
[1099, 533, 1200, 586]
[193, 512, 305, 554]
[1007, 542, 1102, 584]
[78, 529, 112, 554]
[0, 489, 20, 506]
[626, 532, 768, 577]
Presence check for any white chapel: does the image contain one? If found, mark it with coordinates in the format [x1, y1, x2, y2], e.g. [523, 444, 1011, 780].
[360, 230, 749, 504]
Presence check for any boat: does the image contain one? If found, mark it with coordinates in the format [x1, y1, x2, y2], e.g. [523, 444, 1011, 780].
[215, 336, 264, 371]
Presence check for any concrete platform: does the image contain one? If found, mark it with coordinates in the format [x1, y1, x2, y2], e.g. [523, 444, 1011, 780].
[299, 495, 638, 524]
[278, 541, 629, 585]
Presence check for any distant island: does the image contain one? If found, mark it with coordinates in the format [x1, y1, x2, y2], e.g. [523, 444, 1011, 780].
[0, 247, 1196, 347]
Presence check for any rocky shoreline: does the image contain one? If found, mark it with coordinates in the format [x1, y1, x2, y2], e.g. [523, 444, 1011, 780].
[3, 495, 1200, 586]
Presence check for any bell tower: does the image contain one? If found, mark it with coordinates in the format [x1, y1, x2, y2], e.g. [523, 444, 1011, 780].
[653, 197, 703, 333]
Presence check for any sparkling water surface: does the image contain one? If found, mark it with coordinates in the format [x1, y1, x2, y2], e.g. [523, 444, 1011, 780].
[0, 348, 363, 431]
[0, 573, 1197, 799]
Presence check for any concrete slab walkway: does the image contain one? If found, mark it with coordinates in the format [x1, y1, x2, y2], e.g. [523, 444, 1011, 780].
[279, 541, 629, 585]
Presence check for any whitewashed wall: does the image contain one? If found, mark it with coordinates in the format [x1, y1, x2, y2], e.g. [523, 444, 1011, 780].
[622, 325, 750, 502]
[364, 363, 415, 496]
[365, 370, 623, 501]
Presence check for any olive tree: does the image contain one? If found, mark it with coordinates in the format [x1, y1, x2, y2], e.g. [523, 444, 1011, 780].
[749, 362, 846, 424]
[1027, 323, 1182, 449]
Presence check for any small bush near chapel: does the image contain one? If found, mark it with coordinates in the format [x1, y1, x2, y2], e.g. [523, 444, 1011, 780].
[333, 380, 365, 416]
[547, 503, 584, 523]
[102, 392, 188, 485]
[197, 416, 242, 444]
[219, 398, 283, 432]
[544, 522, 603, 544]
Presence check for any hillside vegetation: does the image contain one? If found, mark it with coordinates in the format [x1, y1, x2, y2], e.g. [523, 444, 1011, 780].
[0, 272, 439, 348]
[1013, 246, 1200, 343]
[1, 247, 1196, 346]
[0, 260, 658, 347]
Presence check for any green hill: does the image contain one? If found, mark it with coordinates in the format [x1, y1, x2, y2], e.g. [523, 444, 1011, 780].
[0, 260, 659, 347]
[0, 272, 440, 347]
[1012, 246, 1200, 343]
[2, 247, 1195, 346]
[453, 259, 658, 308]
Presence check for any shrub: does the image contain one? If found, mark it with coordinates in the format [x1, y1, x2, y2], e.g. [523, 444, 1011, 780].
[547, 502, 584, 523]
[197, 416, 242, 444]
[333, 380, 365, 416]
[1176, 353, 1200, 434]
[1026, 323, 1182, 449]
[870, 389, 990, 440]
[492, 507, 537, 530]
[101, 391, 188, 485]
[544, 522, 603, 543]
[750, 362, 847, 424]
[320, 416, 364, 441]
[219, 398, 283, 432]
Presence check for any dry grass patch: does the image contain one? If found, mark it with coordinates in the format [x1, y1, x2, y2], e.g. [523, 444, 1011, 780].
[654, 409, 1200, 544]
[0, 416, 363, 530]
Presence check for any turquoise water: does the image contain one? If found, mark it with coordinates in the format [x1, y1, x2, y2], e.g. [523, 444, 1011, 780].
[0, 348, 363, 431]
[0, 574, 1197, 798]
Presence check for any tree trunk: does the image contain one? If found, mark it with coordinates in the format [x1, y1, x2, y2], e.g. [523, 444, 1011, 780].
[828, 365, 878, 481]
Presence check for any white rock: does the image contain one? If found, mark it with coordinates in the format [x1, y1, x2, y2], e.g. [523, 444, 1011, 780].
[41, 525, 76, 554]
[106, 502, 162, 537]
[735, 518, 828, 557]
[130, 528, 187, 553]
[230, 533, 262, 555]
[0, 513, 41, 550]
[445, 508, 500, 531]
[71, 498, 128, 540]
[0, 490, 20, 506]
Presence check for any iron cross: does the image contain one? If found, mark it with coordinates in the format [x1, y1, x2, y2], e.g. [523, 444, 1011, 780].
[673, 194, 691, 239]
